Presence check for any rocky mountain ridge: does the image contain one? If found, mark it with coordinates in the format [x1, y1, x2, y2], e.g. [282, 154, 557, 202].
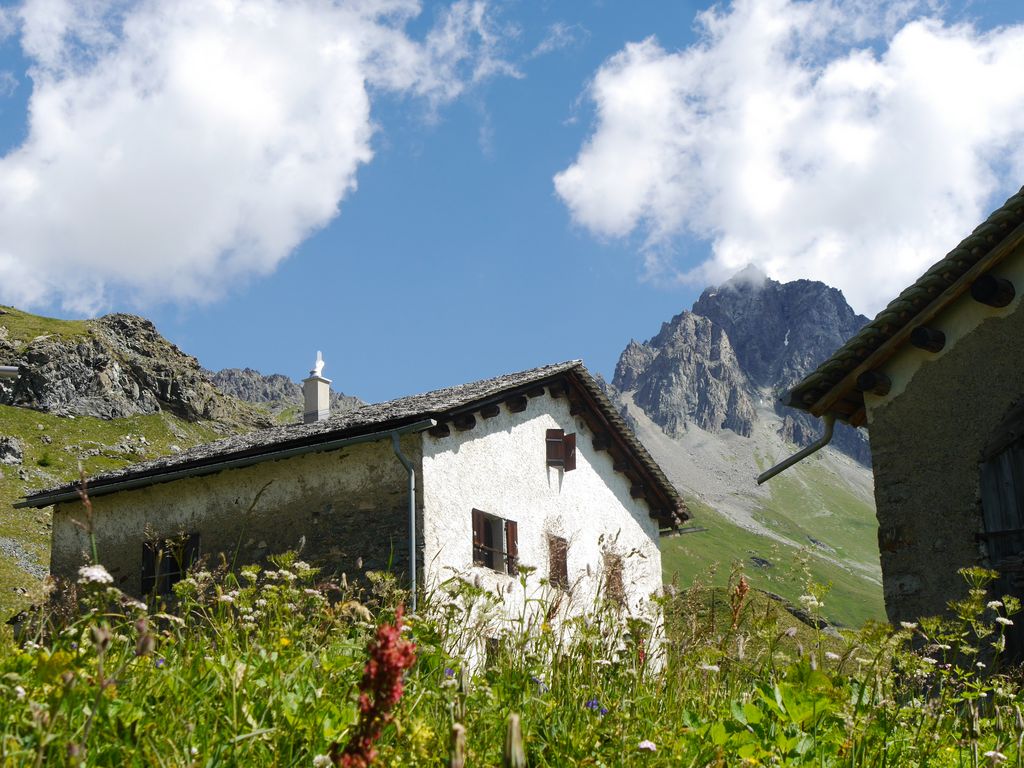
[0, 309, 271, 432]
[612, 267, 871, 464]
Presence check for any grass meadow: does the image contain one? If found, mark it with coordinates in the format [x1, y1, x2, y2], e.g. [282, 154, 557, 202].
[2, 549, 1024, 767]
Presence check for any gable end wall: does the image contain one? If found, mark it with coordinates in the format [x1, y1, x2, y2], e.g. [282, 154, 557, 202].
[866, 243, 1024, 622]
[420, 394, 663, 624]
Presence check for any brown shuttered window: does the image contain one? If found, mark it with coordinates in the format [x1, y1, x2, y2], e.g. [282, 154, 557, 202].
[471, 509, 519, 575]
[563, 433, 576, 472]
[546, 429, 577, 472]
[548, 535, 569, 590]
[546, 429, 564, 467]
[505, 520, 518, 575]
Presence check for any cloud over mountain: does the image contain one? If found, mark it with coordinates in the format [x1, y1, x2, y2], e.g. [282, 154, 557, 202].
[555, 0, 1024, 314]
[0, 0, 509, 312]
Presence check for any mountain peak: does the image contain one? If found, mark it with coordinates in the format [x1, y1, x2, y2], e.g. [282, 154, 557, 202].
[719, 264, 770, 291]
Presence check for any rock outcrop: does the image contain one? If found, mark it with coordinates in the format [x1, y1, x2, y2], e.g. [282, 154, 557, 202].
[0, 436, 23, 465]
[615, 313, 756, 437]
[210, 367, 363, 419]
[0, 313, 272, 431]
[612, 267, 871, 465]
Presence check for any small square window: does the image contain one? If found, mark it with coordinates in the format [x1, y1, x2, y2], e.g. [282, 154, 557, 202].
[142, 533, 200, 595]
[472, 509, 518, 575]
[546, 429, 577, 471]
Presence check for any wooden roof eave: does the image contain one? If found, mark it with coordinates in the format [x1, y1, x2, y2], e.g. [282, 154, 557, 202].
[808, 220, 1024, 421]
[563, 371, 689, 528]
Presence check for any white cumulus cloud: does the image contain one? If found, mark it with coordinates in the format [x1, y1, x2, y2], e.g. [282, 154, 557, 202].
[554, 0, 1024, 314]
[0, 0, 509, 312]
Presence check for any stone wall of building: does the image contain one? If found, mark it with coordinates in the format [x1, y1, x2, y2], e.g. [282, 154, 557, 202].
[866, 247, 1024, 622]
[51, 434, 422, 595]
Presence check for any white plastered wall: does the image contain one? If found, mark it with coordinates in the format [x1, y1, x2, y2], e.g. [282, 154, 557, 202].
[420, 394, 664, 635]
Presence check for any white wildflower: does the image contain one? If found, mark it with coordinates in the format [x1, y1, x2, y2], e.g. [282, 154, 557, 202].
[936, 644, 951, 650]
[293, 560, 312, 572]
[988, 600, 1003, 609]
[799, 594, 821, 610]
[984, 750, 1007, 765]
[313, 756, 332, 768]
[698, 663, 720, 673]
[900, 621, 918, 630]
[824, 651, 840, 661]
[278, 570, 297, 582]
[255, 599, 267, 608]
[977, 661, 987, 669]
[921, 657, 937, 665]
[77, 564, 113, 585]
[217, 594, 235, 604]
[996, 616, 1014, 626]
[637, 740, 656, 752]
[14, 685, 26, 699]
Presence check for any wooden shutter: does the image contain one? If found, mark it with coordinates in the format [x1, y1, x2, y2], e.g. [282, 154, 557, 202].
[548, 535, 568, 589]
[563, 433, 577, 472]
[546, 429, 564, 467]
[505, 520, 518, 574]
[472, 509, 486, 566]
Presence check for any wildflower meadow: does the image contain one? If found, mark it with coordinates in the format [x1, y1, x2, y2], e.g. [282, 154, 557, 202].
[2, 552, 1024, 766]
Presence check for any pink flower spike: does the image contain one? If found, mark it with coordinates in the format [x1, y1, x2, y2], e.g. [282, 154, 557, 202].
[638, 740, 657, 752]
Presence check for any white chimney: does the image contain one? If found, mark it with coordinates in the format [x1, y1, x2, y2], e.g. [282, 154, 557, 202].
[302, 351, 331, 424]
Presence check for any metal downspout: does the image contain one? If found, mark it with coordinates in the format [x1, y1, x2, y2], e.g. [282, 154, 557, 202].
[756, 414, 836, 485]
[391, 432, 418, 613]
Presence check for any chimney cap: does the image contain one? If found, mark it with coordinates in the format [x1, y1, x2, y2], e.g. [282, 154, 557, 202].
[310, 350, 325, 378]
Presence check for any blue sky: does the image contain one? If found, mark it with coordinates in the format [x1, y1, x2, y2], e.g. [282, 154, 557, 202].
[0, 0, 1022, 402]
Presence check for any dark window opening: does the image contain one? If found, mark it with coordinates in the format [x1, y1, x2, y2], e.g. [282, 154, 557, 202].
[548, 535, 569, 590]
[546, 429, 577, 471]
[142, 533, 200, 595]
[472, 508, 518, 575]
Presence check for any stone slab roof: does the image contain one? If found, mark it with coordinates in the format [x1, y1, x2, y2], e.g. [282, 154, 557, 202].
[22, 360, 688, 527]
[787, 185, 1024, 422]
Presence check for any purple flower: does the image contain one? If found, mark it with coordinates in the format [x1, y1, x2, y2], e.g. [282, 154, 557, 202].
[531, 676, 549, 694]
[444, 668, 455, 679]
[638, 739, 656, 752]
[584, 698, 608, 715]
[154, 657, 166, 668]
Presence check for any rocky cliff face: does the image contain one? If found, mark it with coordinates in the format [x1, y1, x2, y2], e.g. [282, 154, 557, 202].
[615, 313, 756, 437]
[612, 267, 871, 464]
[210, 367, 363, 418]
[0, 312, 271, 431]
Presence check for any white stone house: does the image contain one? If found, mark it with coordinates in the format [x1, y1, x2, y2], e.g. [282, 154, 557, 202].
[21, 360, 688, 625]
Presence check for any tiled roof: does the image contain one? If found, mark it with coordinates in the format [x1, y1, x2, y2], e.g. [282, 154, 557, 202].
[22, 361, 688, 526]
[787, 185, 1024, 420]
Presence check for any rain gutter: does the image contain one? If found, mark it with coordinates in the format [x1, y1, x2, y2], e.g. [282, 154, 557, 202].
[391, 433, 419, 613]
[755, 414, 836, 485]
